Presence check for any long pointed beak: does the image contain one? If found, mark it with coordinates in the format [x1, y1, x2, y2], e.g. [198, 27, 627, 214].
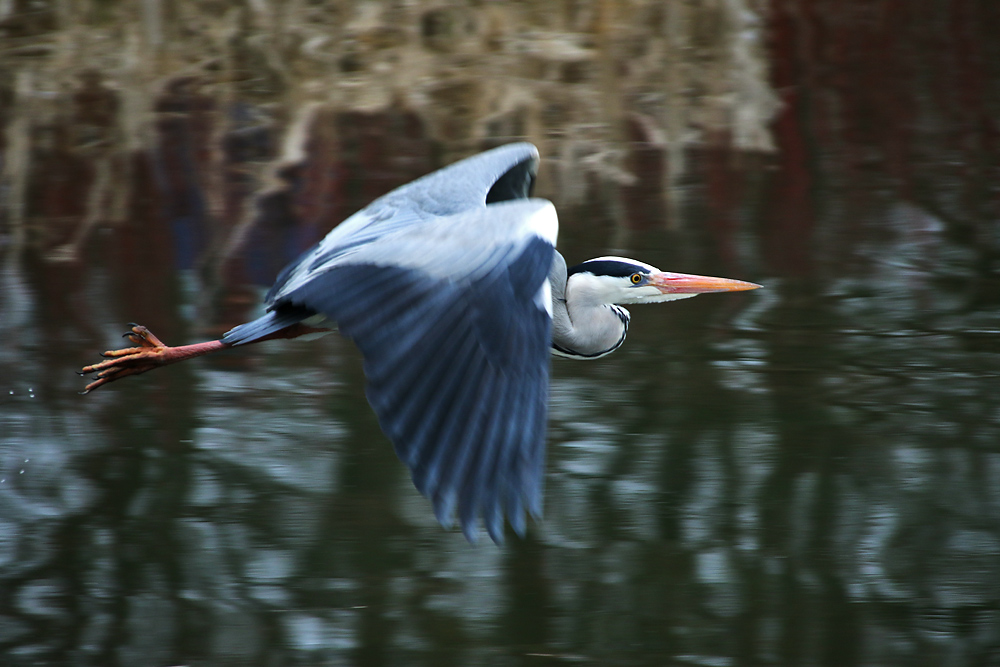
[646, 271, 762, 294]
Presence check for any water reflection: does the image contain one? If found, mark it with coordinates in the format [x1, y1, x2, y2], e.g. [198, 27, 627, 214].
[4, 0, 1000, 665]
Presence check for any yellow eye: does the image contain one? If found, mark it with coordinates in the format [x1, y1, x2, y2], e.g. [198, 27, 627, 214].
[630, 273, 643, 284]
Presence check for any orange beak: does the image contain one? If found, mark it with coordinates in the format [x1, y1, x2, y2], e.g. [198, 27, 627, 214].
[646, 272, 762, 294]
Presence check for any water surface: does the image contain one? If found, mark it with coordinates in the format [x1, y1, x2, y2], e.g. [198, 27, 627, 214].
[2, 1, 1000, 665]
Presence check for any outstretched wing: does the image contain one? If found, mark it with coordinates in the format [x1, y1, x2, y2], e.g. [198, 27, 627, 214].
[275, 199, 558, 542]
[223, 143, 553, 542]
[266, 142, 540, 305]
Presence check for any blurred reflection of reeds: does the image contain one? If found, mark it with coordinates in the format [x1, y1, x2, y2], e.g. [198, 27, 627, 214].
[0, 0, 776, 265]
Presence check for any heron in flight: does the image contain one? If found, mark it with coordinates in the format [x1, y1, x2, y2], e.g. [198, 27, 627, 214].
[82, 143, 759, 543]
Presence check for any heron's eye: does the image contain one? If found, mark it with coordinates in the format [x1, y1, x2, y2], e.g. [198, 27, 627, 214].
[630, 273, 643, 285]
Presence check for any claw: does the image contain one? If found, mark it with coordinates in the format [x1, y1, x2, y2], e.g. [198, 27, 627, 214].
[79, 324, 228, 393]
[123, 325, 166, 348]
[78, 324, 171, 391]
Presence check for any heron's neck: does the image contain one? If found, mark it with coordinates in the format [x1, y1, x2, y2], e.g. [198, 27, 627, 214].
[549, 261, 630, 359]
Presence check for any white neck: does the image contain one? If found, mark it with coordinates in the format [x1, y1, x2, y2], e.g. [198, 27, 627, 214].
[548, 258, 630, 359]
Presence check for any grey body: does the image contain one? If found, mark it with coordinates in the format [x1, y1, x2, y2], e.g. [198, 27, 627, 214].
[225, 143, 558, 544]
[220, 143, 733, 543]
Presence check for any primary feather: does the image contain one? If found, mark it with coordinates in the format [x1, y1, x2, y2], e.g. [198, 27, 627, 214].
[224, 143, 554, 542]
[218, 142, 759, 543]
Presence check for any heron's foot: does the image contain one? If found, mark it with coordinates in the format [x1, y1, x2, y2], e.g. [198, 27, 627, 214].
[80, 325, 174, 393]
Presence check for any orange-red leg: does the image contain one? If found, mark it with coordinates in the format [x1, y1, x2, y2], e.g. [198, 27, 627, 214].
[80, 322, 330, 394]
[80, 325, 229, 394]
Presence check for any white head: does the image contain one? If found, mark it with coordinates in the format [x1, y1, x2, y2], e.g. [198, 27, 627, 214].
[566, 256, 761, 306]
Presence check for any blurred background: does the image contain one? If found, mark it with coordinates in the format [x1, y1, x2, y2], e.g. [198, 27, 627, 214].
[2, 1, 1000, 665]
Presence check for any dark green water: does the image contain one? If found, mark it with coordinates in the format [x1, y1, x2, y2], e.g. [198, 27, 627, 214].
[5, 193, 1000, 666]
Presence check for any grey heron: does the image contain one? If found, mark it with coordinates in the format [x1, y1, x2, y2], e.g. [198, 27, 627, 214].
[81, 143, 760, 543]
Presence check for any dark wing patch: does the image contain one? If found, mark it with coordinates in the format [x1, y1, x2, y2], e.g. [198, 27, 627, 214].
[278, 237, 554, 543]
[486, 159, 537, 204]
[388, 142, 538, 217]
[264, 144, 540, 306]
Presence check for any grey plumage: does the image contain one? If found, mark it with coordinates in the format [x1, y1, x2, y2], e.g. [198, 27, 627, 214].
[218, 142, 759, 543]
[224, 144, 554, 543]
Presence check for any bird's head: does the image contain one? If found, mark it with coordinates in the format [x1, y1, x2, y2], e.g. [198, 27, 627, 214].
[566, 256, 761, 306]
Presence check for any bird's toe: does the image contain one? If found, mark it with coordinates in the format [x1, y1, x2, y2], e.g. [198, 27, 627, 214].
[79, 325, 171, 391]
[122, 324, 166, 348]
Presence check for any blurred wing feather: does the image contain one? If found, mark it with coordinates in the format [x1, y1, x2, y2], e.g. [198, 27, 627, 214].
[267, 143, 539, 303]
[273, 201, 556, 541]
